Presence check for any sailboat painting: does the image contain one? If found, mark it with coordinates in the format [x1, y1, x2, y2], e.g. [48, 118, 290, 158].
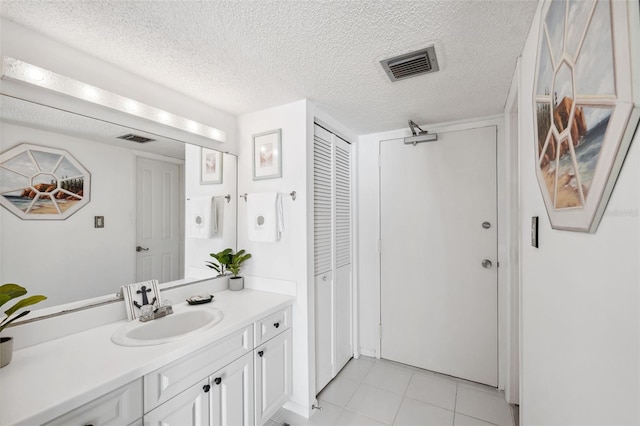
[533, 0, 639, 232]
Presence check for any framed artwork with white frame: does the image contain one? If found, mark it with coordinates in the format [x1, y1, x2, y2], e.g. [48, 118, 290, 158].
[200, 147, 223, 184]
[252, 129, 282, 180]
[532, 0, 640, 233]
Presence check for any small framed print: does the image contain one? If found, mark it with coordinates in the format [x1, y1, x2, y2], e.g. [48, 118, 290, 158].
[201, 148, 223, 184]
[253, 129, 282, 180]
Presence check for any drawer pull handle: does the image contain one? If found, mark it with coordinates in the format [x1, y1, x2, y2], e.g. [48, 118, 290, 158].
[203, 384, 211, 393]
[258, 350, 264, 357]
[274, 322, 280, 328]
[214, 377, 222, 385]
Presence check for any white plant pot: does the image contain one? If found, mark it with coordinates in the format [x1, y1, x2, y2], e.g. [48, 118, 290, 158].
[0, 337, 13, 368]
[229, 276, 244, 291]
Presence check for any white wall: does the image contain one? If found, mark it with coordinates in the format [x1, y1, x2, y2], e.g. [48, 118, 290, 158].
[0, 19, 238, 153]
[517, 3, 640, 425]
[237, 99, 313, 413]
[0, 123, 137, 307]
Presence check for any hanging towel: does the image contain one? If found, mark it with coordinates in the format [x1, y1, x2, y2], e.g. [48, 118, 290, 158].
[188, 196, 218, 238]
[247, 192, 284, 242]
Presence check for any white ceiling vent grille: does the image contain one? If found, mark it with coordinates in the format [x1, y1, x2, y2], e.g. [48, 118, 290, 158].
[117, 133, 155, 143]
[381, 46, 439, 82]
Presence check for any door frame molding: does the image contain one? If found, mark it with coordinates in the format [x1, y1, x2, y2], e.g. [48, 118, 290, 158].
[503, 57, 522, 405]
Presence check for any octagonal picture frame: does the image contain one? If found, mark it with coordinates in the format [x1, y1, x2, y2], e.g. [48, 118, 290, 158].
[0, 143, 91, 220]
[533, 0, 640, 233]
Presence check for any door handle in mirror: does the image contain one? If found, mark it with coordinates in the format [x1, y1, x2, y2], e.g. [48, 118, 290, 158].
[136, 246, 149, 252]
[481, 259, 493, 269]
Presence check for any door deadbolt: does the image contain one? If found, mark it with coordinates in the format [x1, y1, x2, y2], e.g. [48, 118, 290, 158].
[481, 259, 493, 269]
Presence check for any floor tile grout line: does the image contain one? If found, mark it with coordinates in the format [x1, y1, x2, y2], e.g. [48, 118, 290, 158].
[387, 369, 416, 425]
[452, 381, 459, 426]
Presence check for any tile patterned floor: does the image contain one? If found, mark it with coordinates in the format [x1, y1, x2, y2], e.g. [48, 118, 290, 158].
[270, 356, 516, 426]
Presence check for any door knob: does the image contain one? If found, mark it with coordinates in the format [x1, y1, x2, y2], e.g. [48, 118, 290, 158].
[481, 259, 493, 269]
[482, 221, 491, 229]
[136, 246, 149, 252]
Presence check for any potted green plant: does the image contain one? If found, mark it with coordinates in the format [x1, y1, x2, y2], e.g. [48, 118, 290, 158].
[227, 249, 252, 291]
[0, 283, 47, 368]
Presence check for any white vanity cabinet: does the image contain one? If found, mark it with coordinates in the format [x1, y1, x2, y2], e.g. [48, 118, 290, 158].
[43, 379, 143, 426]
[143, 305, 292, 426]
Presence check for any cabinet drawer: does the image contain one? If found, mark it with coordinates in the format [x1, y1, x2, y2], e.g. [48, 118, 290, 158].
[254, 306, 292, 346]
[144, 325, 253, 412]
[44, 379, 142, 426]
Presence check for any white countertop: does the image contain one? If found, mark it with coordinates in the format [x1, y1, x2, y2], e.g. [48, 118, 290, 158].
[0, 289, 295, 426]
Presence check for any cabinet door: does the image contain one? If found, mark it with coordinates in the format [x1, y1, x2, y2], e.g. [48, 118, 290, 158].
[254, 328, 292, 426]
[315, 271, 333, 393]
[44, 379, 142, 426]
[210, 352, 254, 426]
[144, 378, 209, 426]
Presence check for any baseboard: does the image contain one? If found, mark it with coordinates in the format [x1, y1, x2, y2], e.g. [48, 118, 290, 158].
[358, 347, 377, 358]
[283, 399, 313, 419]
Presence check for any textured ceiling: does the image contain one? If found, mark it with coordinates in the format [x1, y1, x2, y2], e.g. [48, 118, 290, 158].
[1, 1, 538, 134]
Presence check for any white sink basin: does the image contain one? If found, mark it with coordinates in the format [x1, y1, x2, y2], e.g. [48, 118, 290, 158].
[111, 307, 224, 347]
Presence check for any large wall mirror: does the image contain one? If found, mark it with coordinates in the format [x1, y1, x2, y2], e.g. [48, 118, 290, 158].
[0, 94, 237, 310]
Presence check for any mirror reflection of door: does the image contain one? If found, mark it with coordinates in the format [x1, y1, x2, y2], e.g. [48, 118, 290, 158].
[136, 156, 184, 283]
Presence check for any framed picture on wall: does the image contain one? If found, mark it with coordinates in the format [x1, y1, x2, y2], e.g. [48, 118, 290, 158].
[532, 0, 640, 233]
[252, 129, 282, 180]
[0, 143, 91, 220]
[200, 148, 223, 184]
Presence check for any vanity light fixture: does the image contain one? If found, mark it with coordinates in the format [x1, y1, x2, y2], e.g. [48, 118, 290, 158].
[1, 57, 226, 143]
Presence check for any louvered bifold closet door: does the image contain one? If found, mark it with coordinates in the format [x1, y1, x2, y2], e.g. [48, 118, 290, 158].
[314, 125, 334, 392]
[313, 124, 352, 394]
[333, 136, 352, 371]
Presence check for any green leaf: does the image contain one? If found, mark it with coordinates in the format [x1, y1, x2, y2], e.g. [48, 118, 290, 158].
[0, 284, 26, 307]
[0, 310, 30, 333]
[4, 295, 47, 318]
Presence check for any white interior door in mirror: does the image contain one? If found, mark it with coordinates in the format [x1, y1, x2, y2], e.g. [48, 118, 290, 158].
[136, 156, 184, 283]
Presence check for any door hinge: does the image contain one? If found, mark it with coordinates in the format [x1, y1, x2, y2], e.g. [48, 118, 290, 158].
[378, 156, 381, 168]
[379, 323, 382, 338]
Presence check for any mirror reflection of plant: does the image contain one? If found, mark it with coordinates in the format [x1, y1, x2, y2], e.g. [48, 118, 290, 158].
[205, 248, 252, 277]
[206, 248, 233, 276]
[0, 284, 47, 334]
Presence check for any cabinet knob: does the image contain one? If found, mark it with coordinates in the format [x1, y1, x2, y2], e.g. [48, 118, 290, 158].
[214, 377, 222, 385]
[258, 350, 264, 357]
[203, 384, 211, 393]
[273, 322, 280, 328]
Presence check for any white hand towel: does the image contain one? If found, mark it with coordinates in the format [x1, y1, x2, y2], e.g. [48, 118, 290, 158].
[188, 196, 217, 238]
[247, 192, 283, 242]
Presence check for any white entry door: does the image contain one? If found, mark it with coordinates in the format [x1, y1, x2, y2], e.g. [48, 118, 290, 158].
[136, 157, 183, 283]
[380, 126, 498, 386]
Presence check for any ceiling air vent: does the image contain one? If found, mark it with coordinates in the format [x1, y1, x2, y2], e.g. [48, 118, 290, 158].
[117, 133, 155, 143]
[381, 46, 439, 82]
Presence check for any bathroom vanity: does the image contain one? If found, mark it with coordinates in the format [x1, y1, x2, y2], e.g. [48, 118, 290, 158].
[0, 289, 293, 426]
